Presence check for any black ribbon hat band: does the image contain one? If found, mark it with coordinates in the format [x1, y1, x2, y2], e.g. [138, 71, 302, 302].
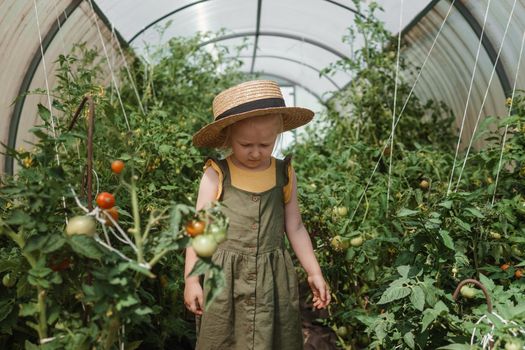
[215, 97, 286, 121]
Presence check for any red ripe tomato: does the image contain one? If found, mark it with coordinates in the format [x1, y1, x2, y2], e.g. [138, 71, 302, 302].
[103, 207, 119, 226]
[111, 160, 125, 174]
[96, 192, 115, 209]
[186, 220, 206, 237]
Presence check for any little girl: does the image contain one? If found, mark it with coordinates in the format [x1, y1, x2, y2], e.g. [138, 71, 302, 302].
[184, 80, 330, 350]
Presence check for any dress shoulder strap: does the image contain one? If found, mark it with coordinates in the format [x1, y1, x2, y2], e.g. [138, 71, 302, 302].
[275, 155, 292, 188]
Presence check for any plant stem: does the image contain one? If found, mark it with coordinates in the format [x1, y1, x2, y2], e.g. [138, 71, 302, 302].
[130, 171, 143, 263]
[148, 249, 168, 267]
[37, 287, 48, 340]
[104, 315, 120, 350]
[472, 240, 480, 278]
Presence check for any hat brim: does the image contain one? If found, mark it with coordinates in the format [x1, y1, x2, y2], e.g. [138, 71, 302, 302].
[192, 106, 314, 148]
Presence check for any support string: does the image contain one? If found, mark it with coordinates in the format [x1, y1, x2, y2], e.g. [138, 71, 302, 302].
[33, 0, 60, 142]
[454, 0, 516, 192]
[446, 0, 492, 195]
[350, 0, 457, 224]
[33, 0, 70, 218]
[386, 0, 404, 214]
[86, 0, 131, 131]
[111, 24, 146, 115]
[491, 25, 525, 205]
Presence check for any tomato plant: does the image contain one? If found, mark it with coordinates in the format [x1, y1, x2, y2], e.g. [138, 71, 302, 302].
[291, 2, 525, 348]
[0, 32, 240, 349]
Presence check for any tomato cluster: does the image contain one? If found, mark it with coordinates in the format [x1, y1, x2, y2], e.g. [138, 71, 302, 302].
[185, 205, 229, 258]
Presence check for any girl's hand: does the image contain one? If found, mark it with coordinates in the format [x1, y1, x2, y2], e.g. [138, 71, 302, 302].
[184, 280, 204, 315]
[307, 274, 331, 309]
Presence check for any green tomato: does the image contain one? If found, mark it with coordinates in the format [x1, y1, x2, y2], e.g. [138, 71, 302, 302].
[505, 340, 523, 350]
[336, 206, 348, 217]
[330, 235, 348, 251]
[2, 273, 16, 288]
[511, 245, 523, 257]
[489, 231, 502, 240]
[350, 236, 364, 247]
[460, 286, 477, 299]
[336, 326, 349, 338]
[66, 216, 96, 236]
[192, 235, 218, 258]
[209, 224, 227, 244]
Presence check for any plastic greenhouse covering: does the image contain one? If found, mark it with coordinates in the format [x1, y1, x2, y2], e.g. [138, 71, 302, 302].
[1, 0, 523, 175]
[0, 0, 525, 350]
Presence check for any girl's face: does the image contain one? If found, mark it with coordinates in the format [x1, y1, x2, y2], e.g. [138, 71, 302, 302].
[229, 115, 280, 170]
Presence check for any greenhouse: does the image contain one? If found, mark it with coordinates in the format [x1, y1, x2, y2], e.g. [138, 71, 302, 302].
[1, 0, 525, 349]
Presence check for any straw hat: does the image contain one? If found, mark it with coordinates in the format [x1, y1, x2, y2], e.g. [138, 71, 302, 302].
[192, 80, 314, 148]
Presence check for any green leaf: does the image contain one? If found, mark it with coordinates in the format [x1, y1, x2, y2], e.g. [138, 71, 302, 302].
[454, 217, 471, 232]
[189, 258, 210, 277]
[204, 265, 225, 310]
[27, 275, 50, 288]
[434, 301, 449, 314]
[403, 331, 415, 349]
[478, 273, 495, 292]
[437, 344, 475, 350]
[0, 299, 15, 322]
[23, 235, 48, 253]
[397, 208, 419, 217]
[29, 266, 52, 278]
[25, 340, 40, 350]
[421, 310, 437, 332]
[378, 285, 411, 304]
[68, 235, 103, 259]
[116, 295, 139, 310]
[465, 207, 484, 218]
[37, 103, 51, 122]
[41, 235, 66, 254]
[397, 265, 410, 278]
[374, 320, 388, 341]
[19, 303, 38, 317]
[439, 230, 455, 250]
[134, 307, 153, 316]
[6, 210, 32, 226]
[158, 144, 173, 156]
[410, 286, 425, 311]
[125, 341, 143, 350]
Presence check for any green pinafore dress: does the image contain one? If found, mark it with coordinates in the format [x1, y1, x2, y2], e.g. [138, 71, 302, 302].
[196, 157, 303, 350]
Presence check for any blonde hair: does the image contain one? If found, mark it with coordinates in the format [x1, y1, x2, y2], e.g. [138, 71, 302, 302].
[218, 114, 283, 150]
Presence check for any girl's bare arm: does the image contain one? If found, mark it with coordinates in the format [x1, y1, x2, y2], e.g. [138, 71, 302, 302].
[184, 167, 219, 314]
[284, 167, 330, 308]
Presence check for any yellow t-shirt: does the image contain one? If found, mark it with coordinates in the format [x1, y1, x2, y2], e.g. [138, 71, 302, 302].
[204, 156, 293, 203]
